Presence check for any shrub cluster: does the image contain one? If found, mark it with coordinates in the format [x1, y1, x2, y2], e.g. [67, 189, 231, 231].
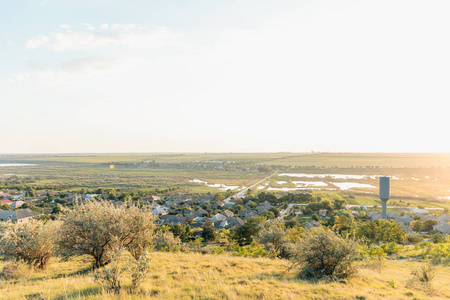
[291, 229, 359, 280]
[0, 220, 57, 269]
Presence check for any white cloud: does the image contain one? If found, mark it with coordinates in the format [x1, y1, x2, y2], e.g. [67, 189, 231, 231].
[26, 24, 179, 52]
[9, 73, 30, 83]
[8, 57, 124, 88]
[58, 57, 120, 74]
[81, 23, 95, 31]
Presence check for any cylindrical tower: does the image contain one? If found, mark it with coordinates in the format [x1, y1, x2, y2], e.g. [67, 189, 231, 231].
[379, 176, 390, 220]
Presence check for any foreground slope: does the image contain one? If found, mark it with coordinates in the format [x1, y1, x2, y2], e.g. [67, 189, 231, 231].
[1, 252, 449, 299]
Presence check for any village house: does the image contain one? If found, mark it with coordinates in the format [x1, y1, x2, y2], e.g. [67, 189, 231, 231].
[221, 209, 234, 218]
[396, 214, 414, 225]
[0, 199, 13, 206]
[304, 220, 322, 230]
[215, 216, 244, 229]
[156, 214, 187, 226]
[437, 214, 450, 223]
[370, 213, 382, 220]
[0, 209, 42, 223]
[255, 201, 271, 214]
[211, 201, 225, 209]
[410, 208, 430, 216]
[421, 214, 439, 221]
[149, 195, 161, 201]
[387, 211, 400, 219]
[210, 213, 227, 223]
[193, 208, 208, 217]
[433, 223, 450, 235]
[152, 206, 169, 216]
[10, 201, 24, 209]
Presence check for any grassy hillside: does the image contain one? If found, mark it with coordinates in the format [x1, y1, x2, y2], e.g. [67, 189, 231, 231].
[1, 252, 449, 299]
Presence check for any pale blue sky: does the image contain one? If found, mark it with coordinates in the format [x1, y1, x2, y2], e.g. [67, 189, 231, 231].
[2, 0, 450, 153]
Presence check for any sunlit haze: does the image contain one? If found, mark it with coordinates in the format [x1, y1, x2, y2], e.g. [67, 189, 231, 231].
[2, 0, 449, 153]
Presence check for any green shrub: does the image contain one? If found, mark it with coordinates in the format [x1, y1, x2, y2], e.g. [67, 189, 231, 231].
[381, 242, 401, 255]
[153, 231, 182, 252]
[230, 242, 274, 258]
[406, 233, 423, 244]
[427, 244, 450, 264]
[430, 232, 444, 244]
[0, 220, 57, 269]
[91, 247, 125, 294]
[128, 251, 151, 293]
[0, 262, 28, 280]
[291, 229, 359, 279]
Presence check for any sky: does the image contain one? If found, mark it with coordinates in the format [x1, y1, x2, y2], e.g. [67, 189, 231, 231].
[1, 0, 450, 153]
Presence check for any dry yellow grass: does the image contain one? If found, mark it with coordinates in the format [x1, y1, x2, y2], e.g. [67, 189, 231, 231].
[1, 252, 449, 299]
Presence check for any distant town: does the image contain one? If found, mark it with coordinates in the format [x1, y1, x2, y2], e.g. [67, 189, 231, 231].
[1, 184, 449, 237]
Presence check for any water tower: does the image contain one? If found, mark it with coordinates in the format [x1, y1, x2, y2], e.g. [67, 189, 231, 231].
[379, 176, 390, 220]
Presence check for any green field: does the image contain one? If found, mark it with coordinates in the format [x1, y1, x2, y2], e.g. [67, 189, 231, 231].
[4, 152, 450, 166]
[1, 153, 449, 205]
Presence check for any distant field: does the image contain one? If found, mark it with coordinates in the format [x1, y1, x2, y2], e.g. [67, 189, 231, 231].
[256, 152, 450, 168]
[3, 152, 450, 167]
[1, 153, 450, 201]
[0, 153, 308, 164]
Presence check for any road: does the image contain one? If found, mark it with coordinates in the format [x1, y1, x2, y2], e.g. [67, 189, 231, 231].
[224, 170, 278, 204]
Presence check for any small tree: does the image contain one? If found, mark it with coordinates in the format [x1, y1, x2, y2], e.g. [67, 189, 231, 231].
[291, 229, 359, 279]
[410, 220, 424, 232]
[268, 207, 280, 218]
[423, 219, 439, 232]
[201, 221, 217, 242]
[233, 216, 265, 245]
[0, 220, 57, 269]
[58, 200, 155, 269]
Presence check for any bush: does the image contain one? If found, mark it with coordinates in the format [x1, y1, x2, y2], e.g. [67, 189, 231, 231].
[430, 232, 444, 244]
[291, 229, 359, 279]
[427, 244, 450, 264]
[411, 264, 435, 283]
[92, 247, 125, 294]
[357, 220, 406, 244]
[0, 262, 28, 280]
[259, 222, 292, 258]
[407, 233, 423, 244]
[381, 242, 401, 255]
[58, 200, 155, 269]
[128, 251, 151, 293]
[366, 255, 386, 273]
[0, 220, 57, 269]
[153, 231, 182, 252]
[423, 219, 439, 232]
[230, 242, 274, 258]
